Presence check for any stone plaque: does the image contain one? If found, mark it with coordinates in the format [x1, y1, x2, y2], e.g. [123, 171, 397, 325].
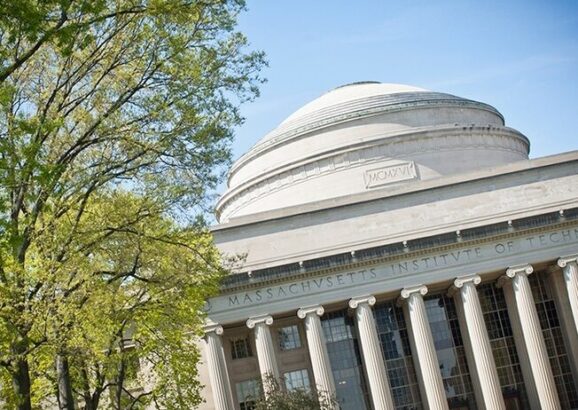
[364, 161, 417, 188]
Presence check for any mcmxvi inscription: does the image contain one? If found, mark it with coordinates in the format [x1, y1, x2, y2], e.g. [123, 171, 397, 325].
[364, 161, 417, 188]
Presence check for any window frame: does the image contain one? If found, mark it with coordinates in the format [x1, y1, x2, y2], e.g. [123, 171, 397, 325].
[230, 336, 253, 360]
[277, 324, 303, 352]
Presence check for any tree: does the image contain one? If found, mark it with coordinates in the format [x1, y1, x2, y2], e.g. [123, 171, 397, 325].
[251, 375, 338, 410]
[0, 0, 265, 408]
[41, 191, 226, 410]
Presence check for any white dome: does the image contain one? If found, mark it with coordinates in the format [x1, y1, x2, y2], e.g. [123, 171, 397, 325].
[279, 82, 428, 126]
[216, 82, 529, 223]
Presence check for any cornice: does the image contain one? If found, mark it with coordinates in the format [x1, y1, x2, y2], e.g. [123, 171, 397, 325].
[217, 214, 578, 294]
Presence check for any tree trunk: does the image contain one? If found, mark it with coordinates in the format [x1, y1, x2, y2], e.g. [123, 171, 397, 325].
[80, 362, 101, 410]
[12, 357, 32, 410]
[56, 354, 75, 410]
[114, 359, 126, 410]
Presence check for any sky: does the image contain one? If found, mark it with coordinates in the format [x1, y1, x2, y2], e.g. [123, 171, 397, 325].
[230, 0, 578, 169]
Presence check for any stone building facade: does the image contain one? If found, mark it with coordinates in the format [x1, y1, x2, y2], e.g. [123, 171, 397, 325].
[199, 82, 578, 409]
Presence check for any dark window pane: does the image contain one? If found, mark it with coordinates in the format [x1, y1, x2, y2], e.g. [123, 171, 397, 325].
[374, 301, 423, 409]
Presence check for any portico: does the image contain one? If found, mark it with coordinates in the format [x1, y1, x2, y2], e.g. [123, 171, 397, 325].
[202, 218, 578, 409]
[199, 82, 578, 409]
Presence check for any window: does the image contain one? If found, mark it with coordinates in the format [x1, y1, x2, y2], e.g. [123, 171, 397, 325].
[322, 310, 371, 410]
[374, 301, 422, 409]
[231, 337, 253, 360]
[278, 325, 302, 351]
[529, 272, 578, 409]
[235, 379, 259, 410]
[284, 369, 310, 392]
[478, 283, 529, 408]
[424, 293, 477, 409]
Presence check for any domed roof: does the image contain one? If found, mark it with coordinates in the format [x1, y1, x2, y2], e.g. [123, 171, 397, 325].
[216, 82, 529, 223]
[280, 82, 428, 126]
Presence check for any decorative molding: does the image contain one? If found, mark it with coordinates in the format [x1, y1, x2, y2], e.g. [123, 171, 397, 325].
[557, 254, 578, 268]
[218, 128, 529, 221]
[348, 295, 376, 309]
[246, 314, 274, 329]
[297, 304, 324, 319]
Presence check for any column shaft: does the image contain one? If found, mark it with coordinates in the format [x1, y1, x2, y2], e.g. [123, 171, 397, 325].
[246, 315, 279, 396]
[400, 285, 448, 410]
[349, 296, 394, 409]
[298, 305, 337, 408]
[552, 257, 578, 395]
[204, 323, 235, 410]
[451, 275, 505, 409]
[499, 265, 560, 410]
[558, 256, 578, 333]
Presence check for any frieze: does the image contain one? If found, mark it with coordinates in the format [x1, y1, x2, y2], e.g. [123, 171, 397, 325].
[206, 226, 578, 319]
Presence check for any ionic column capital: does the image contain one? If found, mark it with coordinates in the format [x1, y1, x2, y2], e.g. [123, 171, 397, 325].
[557, 254, 578, 268]
[246, 314, 274, 329]
[455, 273, 482, 288]
[297, 304, 324, 319]
[204, 320, 224, 336]
[449, 274, 481, 296]
[506, 264, 533, 278]
[400, 284, 428, 300]
[498, 264, 533, 288]
[349, 295, 376, 309]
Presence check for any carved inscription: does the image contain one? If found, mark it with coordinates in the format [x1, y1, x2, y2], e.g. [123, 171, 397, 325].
[364, 162, 417, 188]
[207, 227, 578, 314]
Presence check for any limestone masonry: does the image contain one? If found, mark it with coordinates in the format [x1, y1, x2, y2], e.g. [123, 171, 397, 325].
[200, 82, 578, 410]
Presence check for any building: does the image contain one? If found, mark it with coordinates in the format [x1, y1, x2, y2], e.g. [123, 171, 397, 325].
[199, 82, 578, 409]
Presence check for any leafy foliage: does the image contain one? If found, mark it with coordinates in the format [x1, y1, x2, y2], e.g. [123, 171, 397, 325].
[0, 0, 265, 408]
[252, 375, 338, 410]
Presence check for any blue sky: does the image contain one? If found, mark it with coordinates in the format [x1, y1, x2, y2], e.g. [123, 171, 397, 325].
[232, 0, 578, 164]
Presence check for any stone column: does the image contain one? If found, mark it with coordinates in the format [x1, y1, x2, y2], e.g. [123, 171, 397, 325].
[552, 256, 578, 395]
[349, 295, 394, 409]
[399, 285, 448, 410]
[297, 305, 337, 406]
[203, 321, 235, 410]
[498, 264, 560, 410]
[557, 255, 578, 332]
[246, 314, 280, 397]
[449, 275, 505, 409]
